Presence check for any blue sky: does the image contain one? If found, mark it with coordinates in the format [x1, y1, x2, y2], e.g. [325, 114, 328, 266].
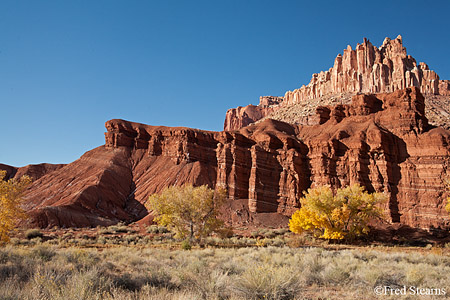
[1, 0, 449, 167]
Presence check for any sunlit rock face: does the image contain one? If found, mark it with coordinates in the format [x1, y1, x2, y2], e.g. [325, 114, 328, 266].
[224, 36, 450, 131]
[15, 88, 450, 230]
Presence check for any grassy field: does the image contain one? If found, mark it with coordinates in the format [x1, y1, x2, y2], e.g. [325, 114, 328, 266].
[1, 227, 449, 300]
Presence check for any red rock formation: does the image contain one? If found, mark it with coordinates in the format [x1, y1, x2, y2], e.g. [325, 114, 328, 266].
[284, 36, 441, 104]
[439, 80, 450, 96]
[20, 88, 450, 230]
[224, 36, 450, 131]
[224, 96, 283, 131]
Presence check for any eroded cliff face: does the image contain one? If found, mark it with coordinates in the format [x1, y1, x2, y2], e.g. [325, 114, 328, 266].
[224, 36, 450, 131]
[284, 36, 442, 104]
[18, 88, 450, 230]
[224, 96, 283, 131]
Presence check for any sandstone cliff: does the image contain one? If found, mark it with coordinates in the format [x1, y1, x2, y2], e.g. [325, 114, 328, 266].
[17, 88, 450, 230]
[224, 36, 450, 131]
[284, 36, 442, 103]
[224, 96, 283, 131]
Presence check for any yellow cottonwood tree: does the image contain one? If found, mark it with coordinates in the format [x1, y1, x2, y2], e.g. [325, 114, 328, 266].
[443, 176, 450, 215]
[0, 170, 32, 243]
[289, 184, 387, 240]
[446, 200, 450, 215]
[146, 184, 226, 242]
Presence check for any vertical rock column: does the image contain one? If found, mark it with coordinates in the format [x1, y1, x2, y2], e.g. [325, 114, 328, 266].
[248, 145, 282, 213]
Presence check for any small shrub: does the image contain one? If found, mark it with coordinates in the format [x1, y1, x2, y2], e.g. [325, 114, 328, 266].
[114, 226, 130, 233]
[29, 237, 42, 245]
[321, 264, 351, 284]
[233, 265, 301, 300]
[181, 240, 192, 250]
[62, 232, 73, 240]
[274, 228, 290, 236]
[99, 227, 114, 234]
[146, 225, 170, 234]
[31, 245, 56, 262]
[405, 266, 425, 286]
[216, 227, 234, 238]
[146, 225, 160, 234]
[97, 236, 106, 244]
[269, 237, 285, 247]
[9, 238, 21, 245]
[25, 229, 43, 240]
[113, 272, 143, 291]
[161, 232, 175, 241]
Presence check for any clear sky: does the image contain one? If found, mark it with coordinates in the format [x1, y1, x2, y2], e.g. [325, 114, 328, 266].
[1, 0, 449, 167]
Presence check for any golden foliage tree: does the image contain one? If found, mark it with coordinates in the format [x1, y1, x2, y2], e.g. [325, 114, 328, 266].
[446, 200, 450, 215]
[444, 178, 450, 215]
[0, 170, 32, 243]
[289, 184, 387, 240]
[146, 184, 226, 242]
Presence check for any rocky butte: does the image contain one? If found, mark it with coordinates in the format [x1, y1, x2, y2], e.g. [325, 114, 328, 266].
[224, 35, 450, 130]
[4, 87, 448, 232]
[1, 36, 450, 235]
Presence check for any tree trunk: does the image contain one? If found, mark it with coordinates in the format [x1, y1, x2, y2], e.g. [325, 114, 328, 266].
[190, 222, 194, 242]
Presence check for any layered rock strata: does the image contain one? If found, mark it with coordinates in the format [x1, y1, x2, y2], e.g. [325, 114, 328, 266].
[224, 96, 283, 131]
[284, 36, 442, 104]
[19, 88, 450, 230]
[224, 36, 450, 131]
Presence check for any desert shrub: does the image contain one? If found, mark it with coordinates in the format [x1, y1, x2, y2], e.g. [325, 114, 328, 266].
[99, 227, 115, 235]
[181, 240, 192, 250]
[123, 234, 140, 244]
[25, 229, 44, 240]
[97, 236, 106, 244]
[1, 244, 450, 299]
[289, 184, 387, 240]
[112, 222, 130, 233]
[250, 231, 260, 238]
[263, 230, 277, 239]
[112, 272, 145, 291]
[8, 237, 21, 246]
[233, 265, 301, 300]
[31, 245, 56, 262]
[147, 225, 169, 234]
[146, 225, 160, 234]
[178, 269, 230, 299]
[301, 253, 325, 285]
[405, 265, 426, 286]
[268, 236, 285, 247]
[321, 264, 351, 284]
[274, 228, 290, 236]
[59, 248, 99, 269]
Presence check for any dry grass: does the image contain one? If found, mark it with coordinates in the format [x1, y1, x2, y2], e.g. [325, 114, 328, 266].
[0, 242, 449, 299]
